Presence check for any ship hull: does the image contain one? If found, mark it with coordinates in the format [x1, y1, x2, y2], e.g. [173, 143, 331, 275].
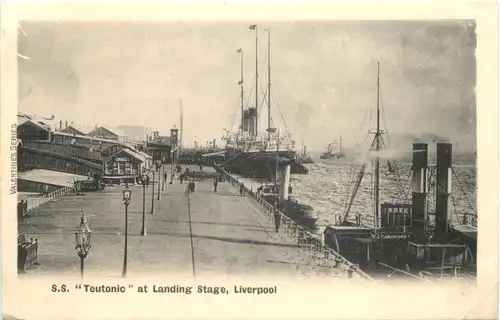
[221, 148, 308, 178]
[320, 153, 345, 160]
[261, 194, 318, 231]
[299, 155, 314, 164]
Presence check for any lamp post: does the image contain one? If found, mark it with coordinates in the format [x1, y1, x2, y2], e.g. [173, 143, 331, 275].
[169, 149, 174, 184]
[141, 174, 147, 236]
[161, 157, 166, 191]
[75, 213, 92, 279]
[122, 188, 132, 278]
[150, 168, 155, 214]
[156, 161, 161, 200]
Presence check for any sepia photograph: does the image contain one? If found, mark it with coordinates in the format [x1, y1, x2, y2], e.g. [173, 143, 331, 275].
[2, 2, 497, 319]
[15, 18, 478, 282]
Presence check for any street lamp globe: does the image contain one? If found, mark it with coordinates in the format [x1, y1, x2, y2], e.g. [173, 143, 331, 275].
[75, 213, 92, 258]
[123, 189, 132, 205]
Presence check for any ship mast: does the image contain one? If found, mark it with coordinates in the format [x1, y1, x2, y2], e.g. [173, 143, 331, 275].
[275, 129, 279, 182]
[237, 48, 244, 134]
[341, 63, 384, 226]
[180, 98, 183, 155]
[266, 28, 271, 142]
[249, 24, 259, 136]
[374, 62, 381, 228]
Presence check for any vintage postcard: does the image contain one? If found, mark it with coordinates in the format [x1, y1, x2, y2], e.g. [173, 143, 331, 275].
[1, 1, 498, 319]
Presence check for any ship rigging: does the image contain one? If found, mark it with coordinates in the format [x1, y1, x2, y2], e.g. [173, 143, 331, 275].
[217, 25, 308, 178]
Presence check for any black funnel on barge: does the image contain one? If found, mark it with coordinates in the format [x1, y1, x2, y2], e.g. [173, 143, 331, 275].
[435, 143, 453, 240]
[411, 143, 428, 243]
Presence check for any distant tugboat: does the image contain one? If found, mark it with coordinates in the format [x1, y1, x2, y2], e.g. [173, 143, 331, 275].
[320, 136, 345, 160]
[298, 143, 314, 164]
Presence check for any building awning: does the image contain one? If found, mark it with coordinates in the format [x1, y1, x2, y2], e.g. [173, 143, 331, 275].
[103, 175, 139, 179]
[18, 169, 89, 187]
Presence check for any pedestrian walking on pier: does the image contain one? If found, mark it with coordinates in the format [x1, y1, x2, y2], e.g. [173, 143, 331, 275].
[145, 175, 150, 187]
[180, 173, 184, 184]
[164, 172, 168, 184]
[239, 183, 245, 196]
[213, 178, 218, 192]
[274, 209, 281, 233]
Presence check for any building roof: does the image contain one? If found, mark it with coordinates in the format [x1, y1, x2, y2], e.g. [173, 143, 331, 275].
[18, 119, 51, 132]
[59, 125, 85, 136]
[123, 148, 148, 162]
[17, 114, 30, 126]
[136, 150, 152, 160]
[18, 169, 88, 187]
[106, 147, 148, 163]
[106, 127, 128, 138]
[53, 131, 129, 146]
[87, 126, 119, 138]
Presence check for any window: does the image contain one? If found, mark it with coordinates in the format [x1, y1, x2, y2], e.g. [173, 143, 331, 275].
[119, 163, 125, 174]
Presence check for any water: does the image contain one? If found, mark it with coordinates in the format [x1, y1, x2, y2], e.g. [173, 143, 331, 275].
[234, 157, 477, 229]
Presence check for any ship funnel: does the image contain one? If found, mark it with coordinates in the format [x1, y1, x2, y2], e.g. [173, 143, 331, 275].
[435, 143, 452, 239]
[248, 108, 257, 136]
[411, 143, 428, 243]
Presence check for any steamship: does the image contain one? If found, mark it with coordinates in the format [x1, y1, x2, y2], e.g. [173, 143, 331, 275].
[320, 136, 345, 160]
[206, 25, 308, 179]
[323, 63, 477, 281]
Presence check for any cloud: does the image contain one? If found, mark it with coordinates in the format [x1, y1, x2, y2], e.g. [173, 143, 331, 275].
[18, 20, 476, 150]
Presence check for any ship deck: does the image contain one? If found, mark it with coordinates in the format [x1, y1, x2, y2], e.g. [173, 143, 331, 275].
[20, 165, 353, 280]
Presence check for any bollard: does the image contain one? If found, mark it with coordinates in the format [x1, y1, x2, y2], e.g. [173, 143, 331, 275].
[347, 269, 354, 278]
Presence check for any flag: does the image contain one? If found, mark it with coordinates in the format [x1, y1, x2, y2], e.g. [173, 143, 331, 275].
[237, 48, 242, 53]
[238, 80, 243, 85]
[249, 24, 256, 30]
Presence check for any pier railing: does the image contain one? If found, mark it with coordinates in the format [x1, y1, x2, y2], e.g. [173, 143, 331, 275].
[18, 186, 75, 216]
[215, 167, 377, 284]
[342, 210, 478, 232]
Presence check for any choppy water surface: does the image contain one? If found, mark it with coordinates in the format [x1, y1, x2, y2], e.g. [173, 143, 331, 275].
[236, 156, 477, 229]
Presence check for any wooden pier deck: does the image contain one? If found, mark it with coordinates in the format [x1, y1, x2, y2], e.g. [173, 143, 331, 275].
[20, 166, 354, 280]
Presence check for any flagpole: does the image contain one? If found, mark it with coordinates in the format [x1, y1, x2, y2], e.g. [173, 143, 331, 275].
[266, 28, 271, 143]
[237, 48, 244, 135]
[253, 25, 259, 136]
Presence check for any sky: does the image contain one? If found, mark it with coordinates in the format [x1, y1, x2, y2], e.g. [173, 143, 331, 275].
[18, 20, 476, 151]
